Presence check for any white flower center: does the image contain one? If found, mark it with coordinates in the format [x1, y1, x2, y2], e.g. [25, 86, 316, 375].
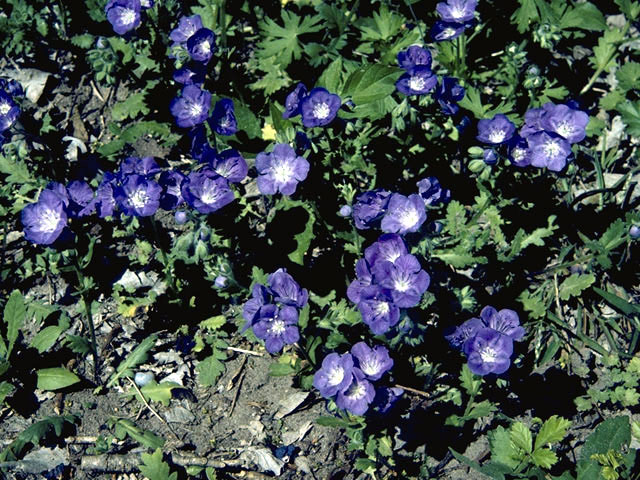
[480, 347, 498, 363]
[409, 76, 426, 91]
[40, 208, 61, 233]
[269, 319, 286, 335]
[512, 147, 526, 162]
[0, 102, 11, 115]
[129, 188, 149, 209]
[188, 102, 203, 118]
[544, 139, 561, 158]
[360, 358, 381, 377]
[199, 40, 211, 54]
[375, 301, 390, 316]
[313, 102, 330, 120]
[399, 207, 420, 229]
[443, 28, 456, 38]
[273, 161, 294, 184]
[451, 5, 466, 20]
[200, 182, 220, 204]
[327, 366, 344, 386]
[556, 121, 573, 139]
[394, 278, 411, 292]
[346, 382, 367, 400]
[121, 8, 137, 25]
[489, 128, 506, 143]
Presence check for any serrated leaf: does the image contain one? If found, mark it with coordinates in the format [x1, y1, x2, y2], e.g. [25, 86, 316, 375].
[591, 29, 625, 72]
[107, 335, 157, 387]
[140, 448, 178, 480]
[114, 419, 164, 450]
[490, 426, 521, 469]
[432, 249, 488, 268]
[64, 335, 92, 355]
[535, 416, 571, 449]
[71, 33, 94, 49]
[197, 353, 226, 386]
[558, 273, 596, 301]
[512, 0, 539, 33]
[138, 381, 180, 406]
[559, 2, 606, 31]
[233, 101, 261, 139]
[342, 64, 403, 105]
[616, 62, 640, 91]
[600, 219, 626, 251]
[0, 416, 76, 462]
[531, 448, 558, 468]
[460, 363, 482, 396]
[111, 91, 149, 121]
[317, 57, 343, 93]
[578, 416, 630, 480]
[268, 362, 296, 377]
[466, 400, 497, 419]
[617, 100, 640, 137]
[510, 422, 533, 454]
[4, 290, 25, 359]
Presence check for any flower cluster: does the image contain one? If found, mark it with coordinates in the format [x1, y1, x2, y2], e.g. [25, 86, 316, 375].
[477, 103, 588, 172]
[313, 342, 398, 416]
[282, 83, 341, 128]
[0, 79, 23, 144]
[351, 177, 450, 233]
[348, 234, 430, 334]
[446, 306, 525, 375]
[431, 0, 477, 41]
[394, 46, 465, 115]
[242, 269, 308, 354]
[105, 0, 153, 35]
[255, 143, 310, 195]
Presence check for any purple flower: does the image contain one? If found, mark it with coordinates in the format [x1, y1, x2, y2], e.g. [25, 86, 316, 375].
[372, 254, 430, 308]
[527, 131, 571, 171]
[313, 352, 355, 398]
[66, 181, 96, 218]
[21, 189, 68, 245]
[352, 189, 392, 230]
[170, 85, 212, 128]
[0, 90, 19, 132]
[0, 79, 23, 98]
[630, 225, 640, 239]
[520, 107, 545, 138]
[464, 328, 514, 375]
[209, 98, 237, 136]
[339, 205, 352, 217]
[209, 149, 247, 183]
[508, 136, 532, 167]
[300, 88, 341, 127]
[373, 387, 404, 414]
[170, 15, 203, 46]
[364, 234, 408, 267]
[445, 317, 484, 350]
[350, 342, 393, 381]
[347, 259, 374, 304]
[181, 169, 235, 214]
[477, 114, 516, 145]
[295, 131, 311, 155]
[189, 124, 216, 162]
[158, 170, 185, 210]
[173, 62, 207, 86]
[95, 173, 118, 218]
[479, 306, 525, 341]
[430, 21, 466, 41]
[187, 28, 216, 63]
[256, 143, 310, 195]
[416, 177, 451, 206]
[105, 0, 141, 35]
[252, 304, 300, 354]
[395, 66, 437, 96]
[44, 182, 69, 207]
[483, 148, 498, 165]
[357, 286, 401, 335]
[283, 83, 307, 119]
[380, 193, 427, 234]
[539, 103, 589, 144]
[175, 210, 188, 224]
[242, 284, 273, 326]
[267, 268, 308, 308]
[118, 156, 160, 180]
[397, 45, 432, 71]
[434, 77, 465, 115]
[115, 174, 161, 217]
[436, 0, 477, 23]
[335, 369, 376, 416]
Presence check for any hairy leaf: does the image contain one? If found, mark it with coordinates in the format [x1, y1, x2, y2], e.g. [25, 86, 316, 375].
[558, 273, 596, 301]
[140, 449, 178, 480]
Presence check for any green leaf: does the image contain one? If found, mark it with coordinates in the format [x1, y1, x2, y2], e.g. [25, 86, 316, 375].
[531, 448, 558, 468]
[111, 91, 149, 121]
[138, 381, 180, 406]
[512, 0, 539, 33]
[3, 290, 25, 358]
[358, 5, 404, 41]
[317, 57, 343, 93]
[466, 400, 497, 419]
[616, 62, 640, 91]
[559, 2, 606, 31]
[140, 448, 178, 480]
[558, 273, 596, 300]
[36, 367, 81, 391]
[197, 353, 226, 387]
[65, 335, 92, 355]
[535, 416, 571, 449]
[593, 287, 640, 316]
[617, 100, 640, 137]
[315, 416, 351, 428]
[0, 381, 14, 405]
[233, 101, 261, 139]
[114, 419, 164, 450]
[71, 33, 95, 49]
[600, 219, 626, 251]
[107, 334, 158, 387]
[268, 362, 296, 376]
[460, 364, 482, 396]
[341, 64, 403, 105]
[615, 0, 640, 20]
[450, 448, 510, 480]
[0, 415, 77, 462]
[490, 426, 521, 469]
[578, 417, 630, 480]
[458, 86, 487, 119]
[591, 29, 625, 72]
[432, 249, 488, 269]
[510, 422, 533, 454]
[31, 316, 71, 354]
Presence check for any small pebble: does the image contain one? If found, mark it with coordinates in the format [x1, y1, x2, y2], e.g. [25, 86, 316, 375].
[134, 372, 155, 387]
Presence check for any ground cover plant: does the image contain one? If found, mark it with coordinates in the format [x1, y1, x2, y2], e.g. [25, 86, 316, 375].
[1, 0, 640, 478]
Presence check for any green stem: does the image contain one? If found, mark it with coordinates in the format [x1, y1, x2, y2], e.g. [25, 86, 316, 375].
[149, 217, 178, 298]
[580, 23, 631, 95]
[72, 256, 99, 382]
[404, 0, 425, 42]
[219, 0, 227, 49]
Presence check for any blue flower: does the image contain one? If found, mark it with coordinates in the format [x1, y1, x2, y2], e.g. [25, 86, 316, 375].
[181, 168, 235, 214]
[527, 131, 571, 171]
[0, 90, 19, 132]
[430, 21, 466, 41]
[187, 28, 216, 63]
[352, 189, 392, 230]
[364, 233, 408, 267]
[464, 328, 514, 375]
[105, 0, 141, 35]
[350, 342, 393, 381]
[371, 253, 430, 308]
[173, 62, 207, 86]
[356, 286, 401, 335]
[300, 88, 341, 127]
[21, 189, 68, 245]
[170, 85, 212, 128]
[477, 114, 516, 145]
[282, 83, 307, 119]
[251, 304, 300, 354]
[395, 66, 437, 96]
[380, 193, 427, 234]
[208, 98, 237, 136]
[397, 45, 432, 71]
[436, 0, 477, 23]
[416, 177, 451, 206]
[313, 352, 355, 398]
[255, 143, 310, 195]
[267, 268, 309, 308]
[335, 369, 376, 416]
[158, 170, 186, 210]
[170, 15, 203, 46]
[434, 77, 465, 115]
[115, 174, 162, 217]
[208, 148, 248, 183]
